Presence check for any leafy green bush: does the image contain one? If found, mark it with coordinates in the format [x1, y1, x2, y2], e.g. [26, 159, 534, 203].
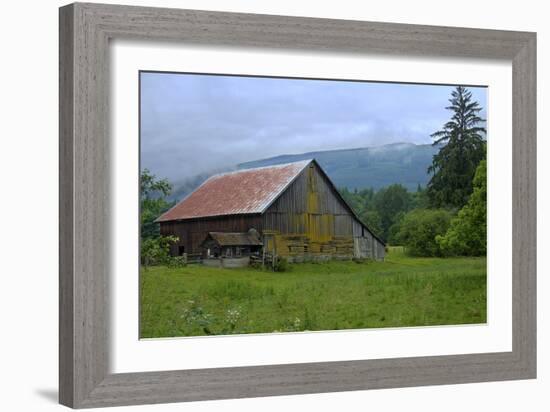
[437, 160, 486, 256]
[141, 235, 179, 267]
[395, 209, 453, 257]
[273, 256, 289, 272]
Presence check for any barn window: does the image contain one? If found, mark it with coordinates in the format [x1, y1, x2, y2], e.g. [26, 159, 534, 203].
[178, 246, 185, 256]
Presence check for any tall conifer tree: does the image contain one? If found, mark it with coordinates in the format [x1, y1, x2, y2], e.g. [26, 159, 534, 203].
[427, 86, 486, 208]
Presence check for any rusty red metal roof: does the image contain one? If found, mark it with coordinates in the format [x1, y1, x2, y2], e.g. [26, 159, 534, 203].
[156, 160, 311, 222]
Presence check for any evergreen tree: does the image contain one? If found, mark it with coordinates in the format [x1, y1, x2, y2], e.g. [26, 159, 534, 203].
[411, 184, 429, 209]
[373, 184, 411, 240]
[427, 86, 486, 208]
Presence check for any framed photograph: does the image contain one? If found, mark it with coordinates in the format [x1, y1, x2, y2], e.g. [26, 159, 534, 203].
[59, 2, 536, 408]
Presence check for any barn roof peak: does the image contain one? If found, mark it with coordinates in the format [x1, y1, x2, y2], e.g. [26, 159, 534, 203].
[156, 159, 314, 222]
[211, 159, 313, 179]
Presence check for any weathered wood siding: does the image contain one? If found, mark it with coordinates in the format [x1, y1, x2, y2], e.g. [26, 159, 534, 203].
[160, 214, 263, 255]
[263, 163, 384, 261]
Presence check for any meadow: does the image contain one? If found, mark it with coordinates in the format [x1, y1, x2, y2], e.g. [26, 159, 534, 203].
[140, 248, 486, 338]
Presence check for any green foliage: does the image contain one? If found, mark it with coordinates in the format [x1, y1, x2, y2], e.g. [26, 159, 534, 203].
[411, 184, 430, 209]
[273, 256, 289, 272]
[339, 187, 376, 220]
[339, 184, 412, 241]
[387, 211, 406, 245]
[437, 160, 487, 256]
[140, 169, 174, 239]
[373, 184, 411, 239]
[395, 209, 453, 257]
[140, 250, 487, 338]
[179, 299, 215, 335]
[362, 210, 383, 238]
[427, 86, 486, 208]
[141, 235, 179, 267]
[168, 255, 188, 268]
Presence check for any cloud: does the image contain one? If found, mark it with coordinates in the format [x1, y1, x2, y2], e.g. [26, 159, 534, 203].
[140, 73, 487, 182]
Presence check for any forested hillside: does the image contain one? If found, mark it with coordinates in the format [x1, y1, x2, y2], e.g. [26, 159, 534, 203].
[238, 142, 439, 191]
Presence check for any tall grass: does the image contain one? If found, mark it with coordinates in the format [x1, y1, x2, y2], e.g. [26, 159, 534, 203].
[140, 249, 486, 338]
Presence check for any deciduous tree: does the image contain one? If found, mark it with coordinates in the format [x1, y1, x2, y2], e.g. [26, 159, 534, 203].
[140, 169, 174, 238]
[437, 160, 487, 256]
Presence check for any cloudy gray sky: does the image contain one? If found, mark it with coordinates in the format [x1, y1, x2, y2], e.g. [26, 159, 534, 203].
[140, 72, 486, 183]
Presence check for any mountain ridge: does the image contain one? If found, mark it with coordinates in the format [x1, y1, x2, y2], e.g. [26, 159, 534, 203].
[238, 142, 438, 191]
[169, 142, 439, 201]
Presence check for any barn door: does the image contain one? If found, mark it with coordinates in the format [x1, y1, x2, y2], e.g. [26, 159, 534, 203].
[353, 237, 368, 258]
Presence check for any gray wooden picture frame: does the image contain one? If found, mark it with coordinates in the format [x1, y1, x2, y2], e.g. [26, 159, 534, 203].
[59, 2, 536, 409]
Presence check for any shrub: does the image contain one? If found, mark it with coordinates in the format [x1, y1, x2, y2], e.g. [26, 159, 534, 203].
[437, 160, 487, 256]
[141, 235, 179, 267]
[395, 209, 453, 257]
[273, 256, 289, 272]
[168, 255, 187, 268]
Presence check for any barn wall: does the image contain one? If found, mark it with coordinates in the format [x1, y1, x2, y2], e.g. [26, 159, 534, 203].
[160, 214, 263, 256]
[266, 163, 350, 216]
[263, 162, 384, 261]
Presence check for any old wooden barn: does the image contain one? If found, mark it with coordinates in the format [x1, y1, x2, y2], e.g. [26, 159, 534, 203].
[156, 159, 385, 263]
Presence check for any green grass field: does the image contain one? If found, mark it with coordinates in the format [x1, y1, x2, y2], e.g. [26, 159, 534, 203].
[140, 248, 486, 338]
